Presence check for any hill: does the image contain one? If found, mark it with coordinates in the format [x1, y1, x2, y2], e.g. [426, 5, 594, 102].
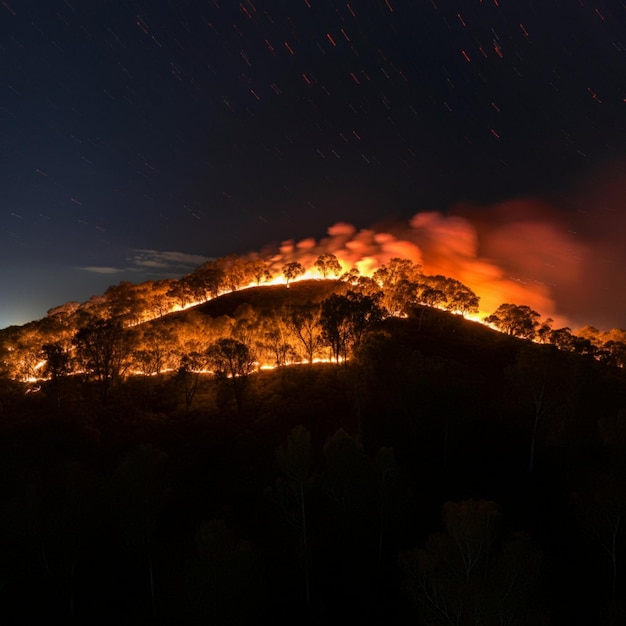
[1, 259, 626, 624]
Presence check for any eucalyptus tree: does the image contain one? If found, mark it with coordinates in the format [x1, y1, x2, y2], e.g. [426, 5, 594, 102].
[73, 318, 134, 403]
[320, 291, 384, 363]
[285, 301, 323, 364]
[484, 303, 541, 339]
[206, 337, 256, 415]
[314, 253, 342, 279]
[282, 261, 305, 286]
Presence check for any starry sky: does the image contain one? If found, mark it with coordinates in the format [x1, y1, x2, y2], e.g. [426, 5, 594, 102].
[1, 0, 625, 329]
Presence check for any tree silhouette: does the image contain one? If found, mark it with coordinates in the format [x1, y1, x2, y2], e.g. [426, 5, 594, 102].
[73, 319, 132, 403]
[250, 258, 273, 286]
[402, 499, 542, 625]
[507, 346, 568, 473]
[373, 257, 422, 290]
[176, 352, 205, 409]
[42, 342, 70, 381]
[42, 342, 71, 408]
[373, 258, 422, 315]
[192, 260, 226, 299]
[104, 281, 147, 325]
[184, 519, 265, 624]
[440, 277, 480, 316]
[256, 315, 295, 367]
[206, 337, 255, 415]
[285, 302, 323, 363]
[275, 425, 313, 612]
[314, 253, 342, 279]
[114, 444, 169, 617]
[573, 472, 626, 617]
[166, 274, 198, 308]
[282, 261, 305, 286]
[320, 291, 384, 362]
[484, 303, 541, 339]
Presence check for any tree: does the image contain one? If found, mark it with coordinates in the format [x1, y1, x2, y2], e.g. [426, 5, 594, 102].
[166, 274, 198, 308]
[340, 266, 361, 284]
[276, 425, 313, 611]
[484, 303, 541, 339]
[418, 275, 479, 316]
[373, 257, 422, 290]
[250, 258, 273, 286]
[402, 500, 542, 625]
[573, 473, 626, 612]
[176, 352, 205, 409]
[192, 261, 226, 299]
[42, 342, 71, 380]
[320, 291, 384, 362]
[104, 281, 146, 326]
[256, 315, 295, 367]
[132, 326, 173, 377]
[114, 444, 169, 617]
[549, 326, 577, 352]
[374, 446, 404, 580]
[206, 338, 256, 415]
[601, 340, 626, 367]
[314, 253, 342, 279]
[381, 279, 418, 316]
[285, 302, 323, 364]
[441, 278, 480, 316]
[73, 319, 133, 402]
[373, 258, 423, 316]
[144, 279, 178, 318]
[0, 324, 47, 382]
[322, 428, 373, 518]
[282, 261, 305, 286]
[507, 346, 571, 473]
[215, 254, 256, 292]
[184, 520, 265, 624]
[42, 342, 71, 408]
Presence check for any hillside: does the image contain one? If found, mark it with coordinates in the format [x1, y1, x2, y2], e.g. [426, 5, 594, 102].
[1, 259, 626, 624]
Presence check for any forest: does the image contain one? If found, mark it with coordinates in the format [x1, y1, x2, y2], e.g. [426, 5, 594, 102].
[1, 252, 626, 625]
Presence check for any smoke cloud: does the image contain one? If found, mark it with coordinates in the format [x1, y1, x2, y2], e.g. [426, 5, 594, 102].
[266, 164, 626, 330]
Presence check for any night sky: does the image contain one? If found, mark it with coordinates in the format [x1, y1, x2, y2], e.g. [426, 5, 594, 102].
[1, 0, 625, 329]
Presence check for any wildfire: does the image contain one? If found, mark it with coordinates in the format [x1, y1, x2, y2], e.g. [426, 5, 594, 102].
[254, 211, 577, 326]
[156, 208, 579, 328]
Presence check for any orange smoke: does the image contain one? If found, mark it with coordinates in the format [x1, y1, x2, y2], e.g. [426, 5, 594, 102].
[265, 203, 589, 326]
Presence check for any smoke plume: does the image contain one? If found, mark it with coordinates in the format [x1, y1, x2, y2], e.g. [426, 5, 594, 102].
[267, 164, 626, 330]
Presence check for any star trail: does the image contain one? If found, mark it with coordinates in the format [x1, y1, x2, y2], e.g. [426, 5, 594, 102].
[1, 0, 625, 328]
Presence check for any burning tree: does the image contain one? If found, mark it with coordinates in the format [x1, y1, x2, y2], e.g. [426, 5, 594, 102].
[285, 302, 323, 364]
[192, 261, 226, 299]
[256, 314, 295, 367]
[373, 258, 423, 316]
[250, 258, 273, 286]
[73, 319, 134, 403]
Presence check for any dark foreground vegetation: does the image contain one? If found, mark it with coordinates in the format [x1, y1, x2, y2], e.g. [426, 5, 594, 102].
[1, 256, 626, 624]
[0, 310, 625, 625]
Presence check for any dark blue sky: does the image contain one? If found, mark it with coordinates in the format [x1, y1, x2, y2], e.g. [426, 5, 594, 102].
[1, 0, 625, 328]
